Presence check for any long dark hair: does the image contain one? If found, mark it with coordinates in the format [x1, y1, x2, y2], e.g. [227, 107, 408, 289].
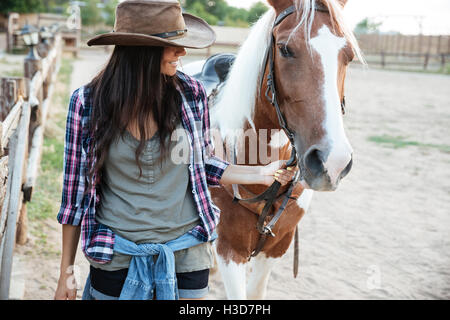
[84, 45, 181, 196]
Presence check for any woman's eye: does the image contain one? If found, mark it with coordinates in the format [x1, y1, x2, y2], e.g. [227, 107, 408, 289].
[278, 44, 293, 58]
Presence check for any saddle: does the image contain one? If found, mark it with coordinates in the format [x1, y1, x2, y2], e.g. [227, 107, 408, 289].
[191, 53, 236, 97]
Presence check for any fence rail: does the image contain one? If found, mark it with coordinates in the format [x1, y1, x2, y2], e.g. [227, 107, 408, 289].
[0, 34, 62, 299]
[356, 34, 450, 70]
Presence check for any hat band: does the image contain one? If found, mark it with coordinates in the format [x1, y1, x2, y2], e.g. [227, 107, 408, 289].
[152, 29, 187, 39]
[112, 28, 187, 39]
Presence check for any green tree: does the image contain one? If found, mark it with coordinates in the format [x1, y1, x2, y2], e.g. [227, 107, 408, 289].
[227, 7, 248, 23]
[103, 0, 119, 26]
[40, 0, 70, 14]
[80, 0, 103, 26]
[247, 1, 268, 24]
[354, 18, 382, 34]
[187, 1, 218, 26]
[182, 0, 268, 27]
[206, 0, 228, 21]
[0, 0, 44, 14]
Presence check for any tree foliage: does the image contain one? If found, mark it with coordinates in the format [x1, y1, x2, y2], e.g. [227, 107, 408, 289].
[183, 0, 268, 27]
[1, 0, 269, 28]
[80, 0, 103, 26]
[248, 1, 269, 24]
[354, 18, 382, 34]
[0, 0, 44, 14]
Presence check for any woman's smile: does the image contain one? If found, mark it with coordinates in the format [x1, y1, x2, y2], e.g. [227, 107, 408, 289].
[161, 47, 186, 76]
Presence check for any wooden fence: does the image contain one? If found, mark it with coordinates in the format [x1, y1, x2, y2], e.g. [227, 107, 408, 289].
[356, 34, 450, 70]
[0, 33, 63, 299]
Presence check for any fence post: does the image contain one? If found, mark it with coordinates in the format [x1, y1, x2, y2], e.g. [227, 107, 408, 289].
[6, 13, 20, 53]
[24, 53, 43, 161]
[0, 78, 26, 122]
[423, 53, 430, 70]
[0, 101, 31, 300]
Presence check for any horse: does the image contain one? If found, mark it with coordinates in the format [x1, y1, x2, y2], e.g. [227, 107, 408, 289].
[185, 0, 364, 299]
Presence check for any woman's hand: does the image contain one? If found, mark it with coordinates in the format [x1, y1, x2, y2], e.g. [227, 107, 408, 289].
[261, 160, 297, 186]
[54, 225, 81, 300]
[54, 270, 78, 300]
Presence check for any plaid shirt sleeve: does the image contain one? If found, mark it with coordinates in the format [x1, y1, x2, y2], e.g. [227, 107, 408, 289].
[56, 88, 86, 226]
[198, 83, 230, 187]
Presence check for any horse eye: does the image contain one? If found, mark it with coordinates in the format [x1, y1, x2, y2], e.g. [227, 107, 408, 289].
[278, 44, 293, 58]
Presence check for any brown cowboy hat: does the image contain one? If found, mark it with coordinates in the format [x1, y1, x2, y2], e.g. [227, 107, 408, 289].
[87, 0, 216, 49]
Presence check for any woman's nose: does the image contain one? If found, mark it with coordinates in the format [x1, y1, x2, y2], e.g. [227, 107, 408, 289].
[176, 47, 186, 57]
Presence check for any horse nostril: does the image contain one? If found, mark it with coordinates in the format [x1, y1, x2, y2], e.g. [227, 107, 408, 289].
[304, 147, 326, 177]
[339, 157, 353, 180]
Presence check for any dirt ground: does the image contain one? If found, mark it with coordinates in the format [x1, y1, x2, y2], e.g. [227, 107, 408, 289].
[15, 48, 450, 300]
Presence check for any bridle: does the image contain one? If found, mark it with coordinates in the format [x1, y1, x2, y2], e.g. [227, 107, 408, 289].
[226, 3, 346, 273]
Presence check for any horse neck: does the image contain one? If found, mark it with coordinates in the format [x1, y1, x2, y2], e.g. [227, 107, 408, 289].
[234, 95, 293, 195]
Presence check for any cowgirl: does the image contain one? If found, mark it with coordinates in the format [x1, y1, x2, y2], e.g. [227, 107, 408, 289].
[54, 0, 294, 300]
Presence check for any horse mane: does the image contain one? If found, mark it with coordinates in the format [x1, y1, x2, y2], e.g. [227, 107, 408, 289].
[212, 0, 364, 142]
[211, 9, 276, 142]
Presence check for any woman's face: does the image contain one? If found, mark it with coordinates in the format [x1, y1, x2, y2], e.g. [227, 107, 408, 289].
[160, 46, 186, 76]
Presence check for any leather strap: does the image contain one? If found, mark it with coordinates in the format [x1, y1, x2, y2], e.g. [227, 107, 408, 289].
[293, 225, 299, 278]
[151, 29, 187, 38]
[250, 170, 299, 258]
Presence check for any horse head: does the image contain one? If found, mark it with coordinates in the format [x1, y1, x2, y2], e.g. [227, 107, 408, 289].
[264, 0, 363, 191]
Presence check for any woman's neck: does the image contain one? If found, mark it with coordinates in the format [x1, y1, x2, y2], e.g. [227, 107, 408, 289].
[126, 117, 158, 141]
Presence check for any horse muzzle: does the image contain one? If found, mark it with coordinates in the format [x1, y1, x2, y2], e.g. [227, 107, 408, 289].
[299, 143, 353, 191]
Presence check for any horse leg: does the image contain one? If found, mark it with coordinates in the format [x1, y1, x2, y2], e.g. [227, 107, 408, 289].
[246, 253, 277, 300]
[213, 243, 247, 300]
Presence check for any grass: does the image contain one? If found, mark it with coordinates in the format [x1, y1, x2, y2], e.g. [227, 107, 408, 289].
[368, 135, 450, 153]
[0, 56, 24, 77]
[3, 69, 23, 77]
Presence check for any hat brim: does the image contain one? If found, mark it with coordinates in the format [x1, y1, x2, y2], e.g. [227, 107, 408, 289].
[87, 13, 215, 49]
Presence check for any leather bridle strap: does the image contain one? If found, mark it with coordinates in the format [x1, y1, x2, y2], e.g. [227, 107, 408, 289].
[236, 5, 302, 260]
[263, 5, 298, 152]
[250, 169, 300, 259]
[230, 5, 300, 207]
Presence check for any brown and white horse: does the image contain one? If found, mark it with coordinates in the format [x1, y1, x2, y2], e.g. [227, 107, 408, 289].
[188, 0, 364, 299]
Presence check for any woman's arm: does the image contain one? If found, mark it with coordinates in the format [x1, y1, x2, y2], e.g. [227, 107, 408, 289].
[54, 225, 81, 300]
[220, 160, 296, 187]
[55, 88, 86, 300]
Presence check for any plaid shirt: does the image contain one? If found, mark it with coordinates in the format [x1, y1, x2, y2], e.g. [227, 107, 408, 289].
[57, 71, 229, 263]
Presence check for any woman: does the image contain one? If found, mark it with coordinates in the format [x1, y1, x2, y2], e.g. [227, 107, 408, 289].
[54, 0, 295, 300]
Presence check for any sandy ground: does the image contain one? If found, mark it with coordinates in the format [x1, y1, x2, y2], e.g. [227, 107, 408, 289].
[16, 48, 450, 300]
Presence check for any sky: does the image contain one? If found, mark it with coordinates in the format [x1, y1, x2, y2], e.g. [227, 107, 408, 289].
[225, 0, 450, 35]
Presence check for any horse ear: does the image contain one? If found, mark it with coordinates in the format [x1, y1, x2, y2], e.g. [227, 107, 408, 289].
[338, 0, 348, 7]
[267, 0, 292, 12]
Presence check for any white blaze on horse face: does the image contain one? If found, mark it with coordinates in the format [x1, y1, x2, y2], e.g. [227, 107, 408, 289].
[309, 25, 353, 185]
